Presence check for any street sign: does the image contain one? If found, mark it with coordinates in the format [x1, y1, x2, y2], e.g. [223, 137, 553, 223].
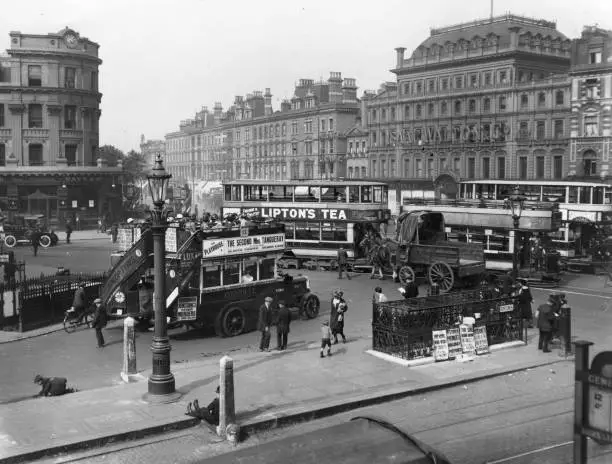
[499, 303, 514, 313]
[177, 297, 197, 321]
[586, 351, 612, 444]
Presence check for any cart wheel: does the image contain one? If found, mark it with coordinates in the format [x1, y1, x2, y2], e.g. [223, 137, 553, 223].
[3, 235, 17, 248]
[216, 306, 246, 338]
[302, 295, 320, 319]
[39, 234, 52, 248]
[398, 265, 416, 286]
[428, 262, 454, 293]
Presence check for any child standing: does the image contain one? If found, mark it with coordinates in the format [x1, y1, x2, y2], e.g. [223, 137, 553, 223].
[320, 320, 333, 358]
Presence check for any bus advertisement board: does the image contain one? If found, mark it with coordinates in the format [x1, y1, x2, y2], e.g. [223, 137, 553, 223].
[202, 233, 286, 258]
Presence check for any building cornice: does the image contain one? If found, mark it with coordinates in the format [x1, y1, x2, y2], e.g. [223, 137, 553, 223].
[0, 85, 102, 100]
[7, 49, 102, 65]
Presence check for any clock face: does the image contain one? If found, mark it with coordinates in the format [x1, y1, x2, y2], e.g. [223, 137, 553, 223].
[65, 34, 77, 46]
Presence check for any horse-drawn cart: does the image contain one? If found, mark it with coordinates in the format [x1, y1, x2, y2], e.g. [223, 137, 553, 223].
[360, 211, 486, 293]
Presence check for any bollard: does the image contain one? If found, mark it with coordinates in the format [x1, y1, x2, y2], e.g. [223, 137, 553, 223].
[121, 316, 138, 382]
[573, 340, 593, 464]
[562, 305, 572, 356]
[218, 355, 236, 439]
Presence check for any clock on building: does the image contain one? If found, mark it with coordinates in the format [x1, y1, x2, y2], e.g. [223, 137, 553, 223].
[65, 33, 78, 48]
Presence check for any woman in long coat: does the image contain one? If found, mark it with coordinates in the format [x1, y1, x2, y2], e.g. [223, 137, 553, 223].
[330, 289, 347, 344]
[517, 281, 534, 328]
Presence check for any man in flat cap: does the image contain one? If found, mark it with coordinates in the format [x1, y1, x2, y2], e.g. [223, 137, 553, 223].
[91, 297, 107, 348]
[258, 296, 274, 352]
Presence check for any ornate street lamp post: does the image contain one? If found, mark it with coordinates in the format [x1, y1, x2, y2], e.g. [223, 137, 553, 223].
[508, 186, 526, 282]
[146, 153, 177, 399]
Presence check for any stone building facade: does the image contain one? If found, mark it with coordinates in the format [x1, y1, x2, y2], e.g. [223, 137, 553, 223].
[165, 73, 360, 183]
[0, 28, 121, 226]
[140, 135, 165, 168]
[569, 25, 612, 180]
[366, 14, 573, 183]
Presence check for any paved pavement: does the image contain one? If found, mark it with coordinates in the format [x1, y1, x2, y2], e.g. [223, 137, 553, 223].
[0, 332, 566, 463]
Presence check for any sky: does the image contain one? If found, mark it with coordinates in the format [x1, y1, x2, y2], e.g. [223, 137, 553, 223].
[1, 0, 611, 153]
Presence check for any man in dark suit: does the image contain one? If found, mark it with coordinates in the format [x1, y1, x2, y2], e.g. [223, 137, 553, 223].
[258, 296, 273, 352]
[275, 300, 291, 351]
[91, 298, 107, 348]
[31, 230, 41, 257]
[403, 276, 419, 299]
[337, 246, 351, 280]
[537, 296, 557, 353]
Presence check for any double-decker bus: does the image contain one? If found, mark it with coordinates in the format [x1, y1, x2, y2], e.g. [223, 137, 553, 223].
[222, 180, 391, 268]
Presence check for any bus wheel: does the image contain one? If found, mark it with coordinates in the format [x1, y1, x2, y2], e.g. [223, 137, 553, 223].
[216, 306, 246, 337]
[303, 295, 320, 319]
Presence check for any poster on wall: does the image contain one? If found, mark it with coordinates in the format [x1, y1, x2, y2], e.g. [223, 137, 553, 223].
[474, 326, 490, 355]
[432, 329, 449, 362]
[459, 324, 476, 355]
[446, 327, 463, 360]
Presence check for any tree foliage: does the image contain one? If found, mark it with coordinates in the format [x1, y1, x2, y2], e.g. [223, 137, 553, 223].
[97, 145, 148, 183]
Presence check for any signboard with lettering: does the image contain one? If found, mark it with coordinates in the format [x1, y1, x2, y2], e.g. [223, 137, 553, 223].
[474, 326, 489, 355]
[432, 330, 449, 362]
[202, 233, 285, 258]
[499, 303, 514, 313]
[165, 228, 177, 253]
[238, 207, 383, 223]
[177, 297, 198, 321]
[446, 327, 463, 360]
[459, 324, 476, 355]
[118, 228, 133, 252]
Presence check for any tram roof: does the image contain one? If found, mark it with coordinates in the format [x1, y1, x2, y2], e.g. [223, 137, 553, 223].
[223, 179, 388, 187]
[460, 179, 612, 188]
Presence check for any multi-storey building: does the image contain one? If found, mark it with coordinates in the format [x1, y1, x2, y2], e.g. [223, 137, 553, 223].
[366, 14, 573, 189]
[165, 72, 360, 182]
[569, 25, 612, 180]
[345, 91, 373, 179]
[0, 28, 121, 226]
[139, 135, 165, 168]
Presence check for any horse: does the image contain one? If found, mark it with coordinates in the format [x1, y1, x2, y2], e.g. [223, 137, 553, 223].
[359, 233, 392, 280]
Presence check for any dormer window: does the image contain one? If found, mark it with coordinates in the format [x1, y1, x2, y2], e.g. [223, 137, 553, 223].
[590, 50, 602, 64]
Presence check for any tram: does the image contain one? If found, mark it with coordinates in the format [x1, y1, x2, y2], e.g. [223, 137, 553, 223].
[222, 180, 391, 268]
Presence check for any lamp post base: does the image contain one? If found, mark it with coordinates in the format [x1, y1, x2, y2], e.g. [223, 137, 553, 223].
[143, 390, 182, 404]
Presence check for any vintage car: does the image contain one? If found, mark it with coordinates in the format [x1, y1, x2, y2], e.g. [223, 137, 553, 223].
[0, 214, 58, 248]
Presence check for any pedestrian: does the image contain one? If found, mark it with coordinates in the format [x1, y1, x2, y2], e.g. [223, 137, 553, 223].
[258, 296, 273, 352]
[536, 295, 557, 353]
[71, 282, 88, 324]
[401, 276, 419, 299]
[373, 286, 388, 304]
[275, 300, 291, 351]
[330, 289, 347, 344]
[91, 298, 107, 348]
[65, 221, 73, 244]
[186, 386, 220, 426]
[320, 319, 333, 358]
[517, 280, 534, 328]
[31, 229, 40, 257]
[337, 246, 351, 280]
[33, 374, 71, 397]
[111, 223, 118, 244]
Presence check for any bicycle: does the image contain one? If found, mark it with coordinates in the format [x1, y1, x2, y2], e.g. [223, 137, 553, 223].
[63, 307, 93, 333]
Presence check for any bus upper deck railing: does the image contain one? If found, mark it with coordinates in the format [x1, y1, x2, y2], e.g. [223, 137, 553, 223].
[402, 198, 559, 211]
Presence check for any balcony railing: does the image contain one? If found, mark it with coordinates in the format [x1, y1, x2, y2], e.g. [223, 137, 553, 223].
[404, 197, 558, 211]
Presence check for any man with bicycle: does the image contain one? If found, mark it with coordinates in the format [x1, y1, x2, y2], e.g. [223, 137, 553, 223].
[70, 282, 89, 325]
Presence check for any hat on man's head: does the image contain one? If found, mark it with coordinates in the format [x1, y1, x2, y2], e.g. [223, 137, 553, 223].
[264, 296, 273, 303]
[93, 298, 102, 304]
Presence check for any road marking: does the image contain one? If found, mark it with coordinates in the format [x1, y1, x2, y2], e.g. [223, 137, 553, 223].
[485, 440, 573, 463]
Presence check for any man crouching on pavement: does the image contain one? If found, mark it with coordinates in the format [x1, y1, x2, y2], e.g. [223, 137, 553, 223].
[33, 374, 76, 397]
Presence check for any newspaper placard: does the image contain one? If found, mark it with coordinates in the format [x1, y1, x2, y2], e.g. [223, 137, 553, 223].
[459, 324, 476, 355]
[165, 228, 178, 253]
[446, 327, 463, 360]
[474, 325, 489, 355]
[432, 330, 449, 362]
[176, 297, 198, 321]
[117, 228, 133, 251]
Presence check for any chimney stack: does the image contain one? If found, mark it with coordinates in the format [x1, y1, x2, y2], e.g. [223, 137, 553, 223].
[395, 47, 406, 69]
[264, 88, 273, 116]
[213, 102, 223, 123]
[342, 78, 358, 103]
[328, 72, 343, 103]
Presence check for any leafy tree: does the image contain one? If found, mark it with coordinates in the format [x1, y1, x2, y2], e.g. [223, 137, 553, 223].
[123, 150, 148, 183]
[97, 144, 124, 167]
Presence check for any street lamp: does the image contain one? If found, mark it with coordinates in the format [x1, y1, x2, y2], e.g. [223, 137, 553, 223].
[508, 186, 527, 282]
[145, 153, 178, 400]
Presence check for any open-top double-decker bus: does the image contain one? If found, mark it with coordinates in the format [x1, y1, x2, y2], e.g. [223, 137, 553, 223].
[222, 180, 391, 269]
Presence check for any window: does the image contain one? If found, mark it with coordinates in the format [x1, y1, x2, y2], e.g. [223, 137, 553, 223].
[483, 98, 491, 112]
[484, 72, 492, 86]
[536, 121, 546, 140]
[519, 157, 528, 179]
[454, 100, 462, 114]
[553, 156, 563, 179]
[65, 67, 75, 88]
[305, 120, 312, 133]
[584, 158, 597, 176]
[90, 71, 98, 91]
[404, 158, 410, 177]
[0, 63, 11, 82]
[470, 74, 477, 87]
[321, 222, 347, 242]
[0, 104, 4, 127]
[453, 158, 461, 173]
[291, 122, 298, 134]
[441, 101, 448, 115]
[520, 94, 529, 108]
[554, 120, 564, 139]
[584, 115, 598, 136]
[481, 124, 490, 142]
[469, 99, 476, 113]
[65, 144, 77, 166]
[372, 110, 377, 121]
[416, 82, 422, 94]
[497, 157, 505, 179]
[428, 103, 434, 116]
[499, 96, 507, 111]
[467, 158, 475, 179]
[28, 65, 42, 86]
[29, 143, 43, 166]
[536, 156, 545, 179]
[499, 70, 508, 83]
[415, 159, 423, 178]
[519, 121, 529, 139]
[390, 108, 395, 121]
[282, 123, 286, 136]
[427, 159, 434, 176]
[482, 157, 490, 179]
[28, 104, 43, 128]
[361, 186, 372, 203]
[381, 109, 386, 121]
[555, 91, 564, 106]
[404, 105, 410, 118]
[403, 83, 409, 94]
[590, 51, 602, 64]
[371, 160, 377, 177]
[440, 126, 448, 141]
[538, 92, 546, 107]
[0, 144, 5, 166]
[416, 104, 422, 118]
[295, 222, 320, 241]
[586, 79, 600, 99]
[441, 78, 448, 90]
[454, 76, 463, 89]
